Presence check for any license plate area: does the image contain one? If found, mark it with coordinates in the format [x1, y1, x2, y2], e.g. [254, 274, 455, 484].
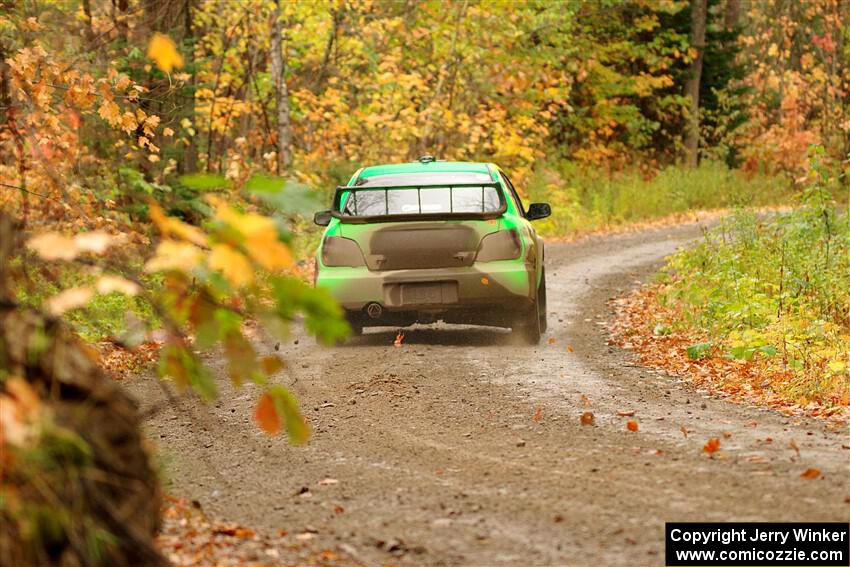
[398, 282, 458, 305]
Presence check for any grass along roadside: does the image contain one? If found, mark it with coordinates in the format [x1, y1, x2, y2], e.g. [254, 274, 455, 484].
[609, 162, 849, 422]
[527, 160, 792, 240]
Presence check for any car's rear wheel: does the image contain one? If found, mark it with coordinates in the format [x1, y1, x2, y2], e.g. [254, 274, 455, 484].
[513, 303, 541, 346]
[538, 269, 548, 333]
[512, 270, 546, 345]
[513, 304, 541, 344]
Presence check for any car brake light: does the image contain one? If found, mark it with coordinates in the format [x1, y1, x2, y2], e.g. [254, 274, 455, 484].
[476, 229, 521, 262]
[322, 236, 366, 267]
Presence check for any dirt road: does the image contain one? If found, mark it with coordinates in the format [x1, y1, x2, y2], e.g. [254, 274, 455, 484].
[127, 223, 849, 566]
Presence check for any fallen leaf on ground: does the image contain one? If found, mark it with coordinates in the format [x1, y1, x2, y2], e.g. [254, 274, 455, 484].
[617, 410, 635, 417]
[789, 439, 800, 458]
[800, 468, 821, 479]
[581, 394, 591, 407]
[703, 438, 721, 454]
[566, 345, 574, 353]
[532, 406, 543, 423]
[680, 426, 690, 438]
[626, 420, 638, 432]
[318, 478, 339, 486]
[212, 526, 255, 538]
[548, 337, 556, 345]
[580, 411, 595, 426]
[394, 331, 405, 347]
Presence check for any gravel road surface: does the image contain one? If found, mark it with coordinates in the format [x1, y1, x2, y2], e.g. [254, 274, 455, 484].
[127, 222, 849, 566]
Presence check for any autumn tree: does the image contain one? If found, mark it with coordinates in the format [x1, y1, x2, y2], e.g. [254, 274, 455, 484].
[684, 0, 708, 167]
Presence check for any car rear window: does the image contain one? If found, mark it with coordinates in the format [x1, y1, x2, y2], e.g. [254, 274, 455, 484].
[343, 172, 501, 216]
[343, 186, 501, 215]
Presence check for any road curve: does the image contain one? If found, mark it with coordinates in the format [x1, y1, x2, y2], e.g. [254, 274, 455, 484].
[126, 222, 849, 566]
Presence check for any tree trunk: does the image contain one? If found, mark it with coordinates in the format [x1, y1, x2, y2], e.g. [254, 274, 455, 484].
[684, 0, 708, 168]
[313, 6, 343, 94]
[723, 0, 740, 30]
[0, 217, 164, 567]
[182, 0, 197, 173]
[270, 0, 292, 173]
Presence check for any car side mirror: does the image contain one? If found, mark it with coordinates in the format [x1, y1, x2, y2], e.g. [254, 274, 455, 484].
[526, 203, 551, 221]
[313, 210, 332, 226]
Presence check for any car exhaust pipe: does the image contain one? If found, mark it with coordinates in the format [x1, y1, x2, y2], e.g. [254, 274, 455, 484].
[365, 302, 383, 319]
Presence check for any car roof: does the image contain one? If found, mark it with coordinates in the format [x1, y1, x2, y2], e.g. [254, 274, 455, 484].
[358, 161, 496, 179]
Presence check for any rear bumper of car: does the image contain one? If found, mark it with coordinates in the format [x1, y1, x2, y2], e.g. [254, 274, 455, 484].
[316, 261, 535, 327]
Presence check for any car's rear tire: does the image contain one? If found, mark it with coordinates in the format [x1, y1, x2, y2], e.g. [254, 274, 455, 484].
[538, 269, 548, 334]
[513, 302, 541, 345]
[513, 305, 541, 344]
[512, 271, 546, 345]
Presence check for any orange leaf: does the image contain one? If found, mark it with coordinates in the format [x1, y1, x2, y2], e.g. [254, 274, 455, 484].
[254, 392, 281, 435]
[547, 337, 556, 345]
[394, 331, 405, 347]
[480, 277, 489, 286]
[532, 406, 542, 423]
[626, 420, 638, 432]
[617, 410, 635, 417]
[580, 394, 591, 407]
[703, 438, 721, 454]
[800, 468, 821, 480]
[566, 345, 574, 353]
[789, 439, 800, 458]
[580, 411, 594, 426]
[261, 355, 284, 375]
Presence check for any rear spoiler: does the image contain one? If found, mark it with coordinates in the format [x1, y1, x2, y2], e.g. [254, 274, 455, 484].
[331, 182, 506, 224]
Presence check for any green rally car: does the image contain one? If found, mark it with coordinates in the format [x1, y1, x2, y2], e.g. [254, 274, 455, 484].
[313, 157, 551, 344]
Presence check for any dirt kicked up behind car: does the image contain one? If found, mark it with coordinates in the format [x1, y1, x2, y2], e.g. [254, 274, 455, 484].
[313, 157, 552, 344]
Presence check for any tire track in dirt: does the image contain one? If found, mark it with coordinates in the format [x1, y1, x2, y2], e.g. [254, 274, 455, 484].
[126, 222, 849, 567]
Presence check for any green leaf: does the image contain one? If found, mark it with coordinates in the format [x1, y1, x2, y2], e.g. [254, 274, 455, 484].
[269, 277, 349, 345]
[223, 331, 259, 387]
[756, 345, 776, 357]
[179, 173, 229, 191]
[727, 345, 755, 360]
[158, 344, 217, 400]
[686, 342, 712, 360]
[653, 323, 672, 336]
[247, 175, 321, 216]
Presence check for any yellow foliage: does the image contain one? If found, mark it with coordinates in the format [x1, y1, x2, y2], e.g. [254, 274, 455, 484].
[145, 240, 204, 273]
[149, 203, 209, 247]
[209, 244, 253, 287]
[209, 197, 292, 272]
[147, 33, 184, 73]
